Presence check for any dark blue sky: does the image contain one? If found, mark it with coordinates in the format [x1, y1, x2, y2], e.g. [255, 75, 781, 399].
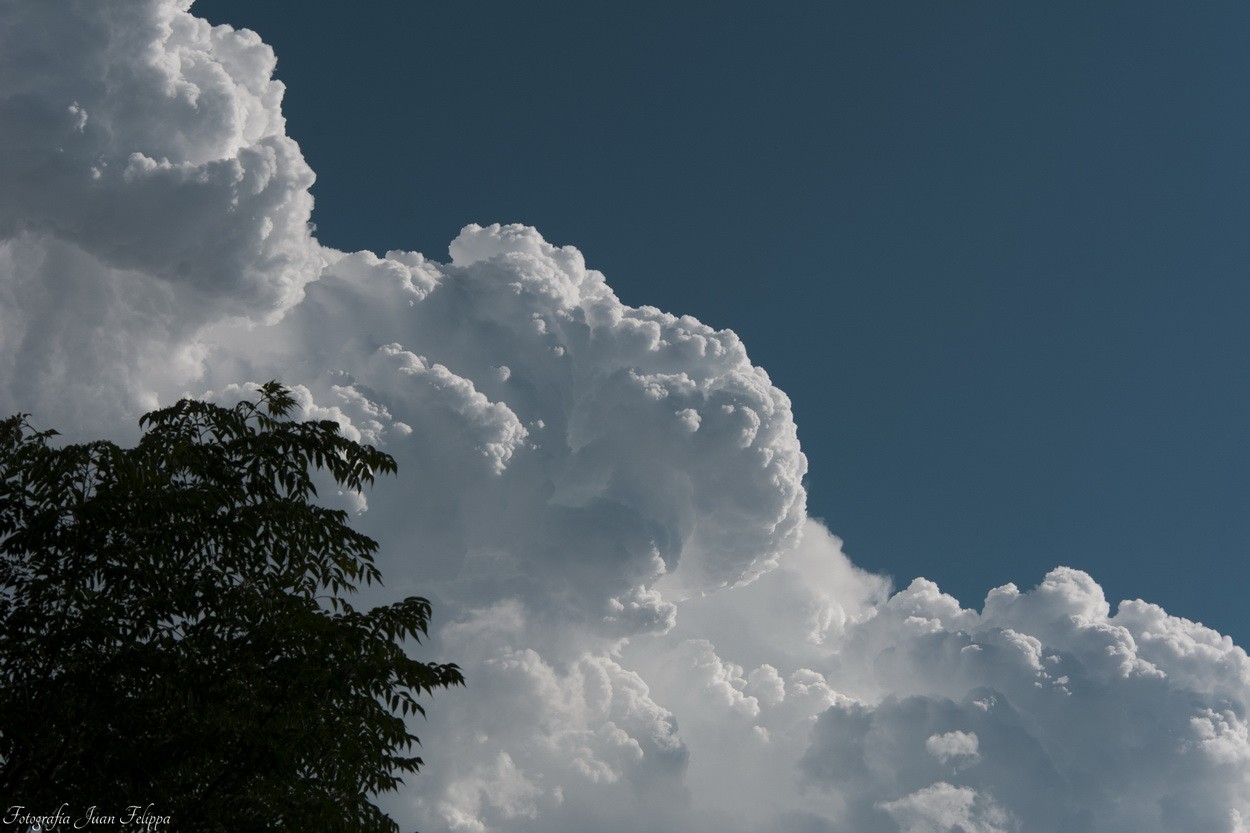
[196, 1, 1250, 643]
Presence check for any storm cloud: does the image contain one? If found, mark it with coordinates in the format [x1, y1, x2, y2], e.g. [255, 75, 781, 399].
[1, 2, 1246, 831]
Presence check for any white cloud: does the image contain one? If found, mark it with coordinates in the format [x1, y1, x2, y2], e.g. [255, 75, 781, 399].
[879, 782, 1013, 833]
[925, 731, 980, 765]
[0, 0, 320, 433]
[2, 2, 1248, 832]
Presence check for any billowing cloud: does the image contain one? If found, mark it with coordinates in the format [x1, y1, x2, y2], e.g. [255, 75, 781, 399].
[1, 2, 1247, 832]
[0, 0, 320, 431]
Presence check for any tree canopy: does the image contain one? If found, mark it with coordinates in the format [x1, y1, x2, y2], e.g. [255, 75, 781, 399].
[0, 382, 462, 832]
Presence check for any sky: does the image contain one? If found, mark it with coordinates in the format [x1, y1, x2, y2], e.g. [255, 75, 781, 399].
[188, 0, 1250, 644]
[1, 2, 1248, 832]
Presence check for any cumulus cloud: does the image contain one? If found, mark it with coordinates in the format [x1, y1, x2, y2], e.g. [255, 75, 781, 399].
[0, 0, 320, 431]
[878, 783, 1012, 833]
[2, 2, 1248, 832]
[925, 730, 980, 765]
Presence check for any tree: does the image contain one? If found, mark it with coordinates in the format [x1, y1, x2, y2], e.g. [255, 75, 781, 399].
[0, 382, 462, 833]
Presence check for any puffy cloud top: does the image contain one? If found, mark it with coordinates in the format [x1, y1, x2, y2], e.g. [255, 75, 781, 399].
[0, 0, 317, 306]
[199, 220, 807, 629]
[0, 0, 319, 428]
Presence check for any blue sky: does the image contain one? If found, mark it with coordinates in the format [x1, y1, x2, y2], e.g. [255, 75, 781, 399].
[4, 2, 1248, 830]
[195, 0, 1250, 643]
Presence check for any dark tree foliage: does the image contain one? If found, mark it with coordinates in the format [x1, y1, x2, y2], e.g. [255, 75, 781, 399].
[0, 383, 462, 832]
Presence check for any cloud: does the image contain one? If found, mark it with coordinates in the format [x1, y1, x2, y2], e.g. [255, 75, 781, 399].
[1, 2, 1248, 832]
[0, 0, 319, 432]
[878, 783, 1012, 833]
[787, 564, 1250, 832]
[925, 731, 979, 765]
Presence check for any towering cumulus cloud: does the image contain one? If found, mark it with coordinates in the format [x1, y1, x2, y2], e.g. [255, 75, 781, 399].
[2, 2, 1247, 831]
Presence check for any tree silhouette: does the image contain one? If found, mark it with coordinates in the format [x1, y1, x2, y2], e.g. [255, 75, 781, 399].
[0, 382, 461, 832]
